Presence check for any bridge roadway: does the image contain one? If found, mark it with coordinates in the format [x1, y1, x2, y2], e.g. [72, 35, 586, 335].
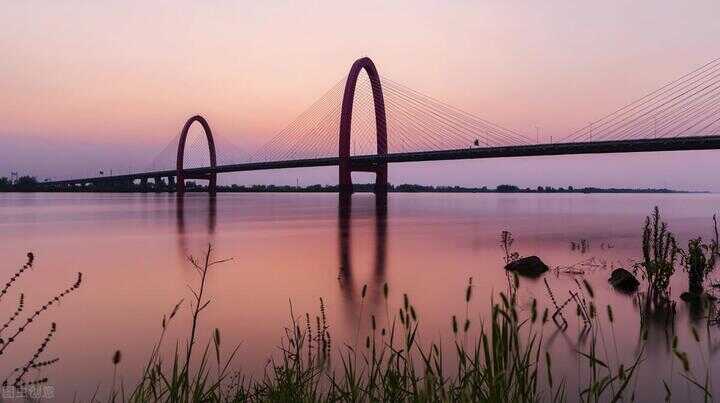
[47, 135, 720, 186]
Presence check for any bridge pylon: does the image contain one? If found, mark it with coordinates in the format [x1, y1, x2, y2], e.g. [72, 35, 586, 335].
[338, 57, 388, 194]
[176, 115, 217, 197]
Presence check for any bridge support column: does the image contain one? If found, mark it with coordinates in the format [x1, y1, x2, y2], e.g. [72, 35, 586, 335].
[140, 178, 148, 192]
[154, 176, 163, 192]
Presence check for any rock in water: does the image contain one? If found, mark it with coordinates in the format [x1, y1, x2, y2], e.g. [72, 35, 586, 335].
[608, 268, 639, 293]
[504, 256, 549, 277]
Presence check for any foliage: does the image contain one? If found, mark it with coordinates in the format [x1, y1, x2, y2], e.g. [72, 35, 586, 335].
[496, 184, 520, 192]
[640, 206, 677, 297]
[680, 215, 719, 296]
[15, 176, 38, 187]
[686, 238, 709, 296]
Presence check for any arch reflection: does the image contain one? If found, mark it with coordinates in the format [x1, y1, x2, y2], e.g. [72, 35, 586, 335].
[176, 196, 217, 257]
[338, 192, 388, 324]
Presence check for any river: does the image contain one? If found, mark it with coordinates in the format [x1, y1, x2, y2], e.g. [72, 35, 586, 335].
[1, 192, 718, 401]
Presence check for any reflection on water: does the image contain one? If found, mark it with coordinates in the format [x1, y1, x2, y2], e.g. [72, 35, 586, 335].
[338, 192, 387, 323]
[176, 196, 216, 256]
[1, 192, 720, 401]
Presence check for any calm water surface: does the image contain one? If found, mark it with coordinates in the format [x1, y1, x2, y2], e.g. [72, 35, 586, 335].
[1, 193, 719, 401]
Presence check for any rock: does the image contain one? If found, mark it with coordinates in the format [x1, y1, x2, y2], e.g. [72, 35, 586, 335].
[504, 256, 549, 277]
[608, 268, 639, 293]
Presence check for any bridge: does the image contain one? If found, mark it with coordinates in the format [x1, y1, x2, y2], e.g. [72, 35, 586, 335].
[42, 57, 720, 195]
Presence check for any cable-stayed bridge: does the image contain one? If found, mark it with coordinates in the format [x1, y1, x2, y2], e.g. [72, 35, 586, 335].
[44, 57, 720, 196]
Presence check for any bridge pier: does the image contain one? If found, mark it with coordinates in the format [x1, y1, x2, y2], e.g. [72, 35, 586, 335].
[140, 178, 148, 192]
[154, 176, 163, 192]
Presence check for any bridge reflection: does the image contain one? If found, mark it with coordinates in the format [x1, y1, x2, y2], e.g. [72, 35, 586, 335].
[338, 192, 388, 325]
[175, 196, 217, 257]
[172, 192, 389, 324]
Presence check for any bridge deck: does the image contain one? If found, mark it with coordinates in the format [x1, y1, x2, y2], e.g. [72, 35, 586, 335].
[46, 135, 720, 185]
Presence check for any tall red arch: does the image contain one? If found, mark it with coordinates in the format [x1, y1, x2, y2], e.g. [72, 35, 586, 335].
[339, 57, 388, 193]
[176, 115, 217, 197]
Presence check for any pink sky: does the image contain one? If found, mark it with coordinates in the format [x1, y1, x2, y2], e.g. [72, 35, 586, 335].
[2, 1, 720, 189]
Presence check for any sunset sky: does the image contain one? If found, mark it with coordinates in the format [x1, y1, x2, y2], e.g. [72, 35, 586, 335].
[2, 1, 720, 189]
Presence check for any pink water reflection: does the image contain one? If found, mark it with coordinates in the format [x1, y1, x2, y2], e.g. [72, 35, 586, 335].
[0, 192, 718, 401]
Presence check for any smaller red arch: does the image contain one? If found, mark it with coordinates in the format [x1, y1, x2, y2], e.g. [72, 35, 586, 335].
[176, 115, 217, 197]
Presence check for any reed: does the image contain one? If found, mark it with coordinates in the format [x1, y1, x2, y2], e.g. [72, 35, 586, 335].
[686, 238, 709, 296]
[640, 206, 677, 298]
[500, 230, 519, 264]
[0, 252, 82, 392]
[117, 244, 240, 403]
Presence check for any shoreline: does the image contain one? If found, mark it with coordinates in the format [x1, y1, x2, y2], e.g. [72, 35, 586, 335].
[0, 183, 709, 194]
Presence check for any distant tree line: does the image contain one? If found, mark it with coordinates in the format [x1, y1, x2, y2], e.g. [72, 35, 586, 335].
[0, 175, 698, 194]
[0, 175, 39, 191]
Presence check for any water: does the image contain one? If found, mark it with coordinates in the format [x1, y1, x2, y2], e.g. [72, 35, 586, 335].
[1, 192, 719, 401]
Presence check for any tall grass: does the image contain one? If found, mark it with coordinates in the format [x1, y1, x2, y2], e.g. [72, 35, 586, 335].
[115, 245, 239, 402]
[0, 253, 82, 393]
[640, 206, 677, 299]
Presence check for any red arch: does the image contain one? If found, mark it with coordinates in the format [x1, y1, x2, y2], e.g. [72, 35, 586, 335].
[339, 57, 388, 193]
[176, 115, 217, 197]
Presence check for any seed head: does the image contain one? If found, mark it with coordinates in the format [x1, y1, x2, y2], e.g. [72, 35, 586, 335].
[112, 350, 122, 365]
